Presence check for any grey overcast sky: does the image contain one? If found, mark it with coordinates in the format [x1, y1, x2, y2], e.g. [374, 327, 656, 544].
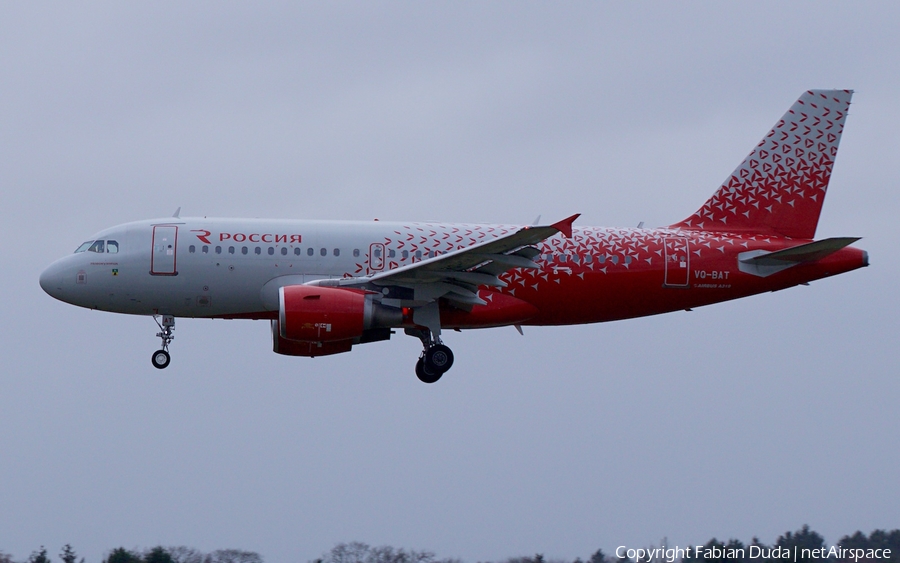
[2, 2, 898, 562]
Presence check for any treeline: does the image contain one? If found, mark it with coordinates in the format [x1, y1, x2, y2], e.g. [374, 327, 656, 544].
[0, 546, 261, 563]
[2, 527, 899, 563]
[678, 527, 900, 563]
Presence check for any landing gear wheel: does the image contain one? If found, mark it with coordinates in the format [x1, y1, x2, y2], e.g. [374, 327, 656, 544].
[152, 315, 175, 370]
[416, 357, 442, 384]
[424, 344, 454, 373]
[151, 349, 171, 369]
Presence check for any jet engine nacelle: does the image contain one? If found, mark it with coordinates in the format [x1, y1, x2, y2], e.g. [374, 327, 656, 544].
[277, 285, 402, 343]
[271, 327, 354, 357]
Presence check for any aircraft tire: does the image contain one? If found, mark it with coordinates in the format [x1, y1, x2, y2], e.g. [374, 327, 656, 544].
[424, 344, 454, 373]
[151, 350, 171, 369]
[416, 357, 442, 384]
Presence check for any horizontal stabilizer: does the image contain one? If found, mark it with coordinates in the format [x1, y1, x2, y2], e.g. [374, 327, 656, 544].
[743, 237, 860, 265]
[738, 237, 860, 277]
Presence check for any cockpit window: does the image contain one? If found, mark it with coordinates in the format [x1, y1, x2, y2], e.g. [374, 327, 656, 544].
[88, 240, 105, 253]
[107, 240, 119, 254]
[75, 241, 93, 253]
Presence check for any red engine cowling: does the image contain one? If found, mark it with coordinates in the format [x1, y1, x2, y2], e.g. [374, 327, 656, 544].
[279, 285, 367, 342]
[271, 324, 354, 357]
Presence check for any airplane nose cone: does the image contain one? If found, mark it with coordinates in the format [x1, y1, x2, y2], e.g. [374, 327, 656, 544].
[40, 262, 64, 299]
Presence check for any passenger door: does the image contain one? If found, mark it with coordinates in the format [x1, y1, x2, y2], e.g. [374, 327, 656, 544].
[151, 225, 178, 275]
[663, 236, 689, 287]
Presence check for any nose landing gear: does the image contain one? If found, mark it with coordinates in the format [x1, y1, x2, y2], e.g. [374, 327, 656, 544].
[407, 328, 454, 383]
[151, 315, 175, 369]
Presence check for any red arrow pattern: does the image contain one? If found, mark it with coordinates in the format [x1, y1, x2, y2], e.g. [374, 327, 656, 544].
[674, 90, 852, 239]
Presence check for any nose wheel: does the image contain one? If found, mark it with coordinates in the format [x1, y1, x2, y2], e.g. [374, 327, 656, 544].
[407, 328, 454, 383]
[151, 349, 171, 369]
[152, 315, 175, 369]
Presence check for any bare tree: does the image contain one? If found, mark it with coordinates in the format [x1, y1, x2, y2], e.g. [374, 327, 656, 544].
[166, 547, 207, 563]
[327, 543, 373, 563]
[204, 550, 263, 563]
[319, 542, 461, 563]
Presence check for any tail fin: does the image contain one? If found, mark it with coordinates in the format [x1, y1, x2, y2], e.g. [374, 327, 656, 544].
[672, 89, 853, 239]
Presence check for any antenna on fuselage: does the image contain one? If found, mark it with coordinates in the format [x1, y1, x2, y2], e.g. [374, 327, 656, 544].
[532, 215, 541, 225]
[172, 207, 181, 218]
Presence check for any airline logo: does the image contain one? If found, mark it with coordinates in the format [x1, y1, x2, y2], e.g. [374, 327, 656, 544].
[192, 229, 302, 244]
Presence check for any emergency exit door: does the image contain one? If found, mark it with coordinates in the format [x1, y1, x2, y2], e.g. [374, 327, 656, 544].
[369, 243, 385, 271]
[151, 225, 178, 275]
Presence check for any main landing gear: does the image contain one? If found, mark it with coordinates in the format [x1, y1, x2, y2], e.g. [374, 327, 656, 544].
[151, 315, 175, 369]
[407, 328, 454, 384]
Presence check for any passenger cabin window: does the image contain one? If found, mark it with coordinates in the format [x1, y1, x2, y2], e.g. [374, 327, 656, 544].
[353, 249, 360, 257]
[75, 241, 93, 253]
[294, 248, 301, 256]
[255, 247, 261, 255]
[402, 250, 409, 260]
[229, 246, 235, 254]
[320, 248, 326, 257]
[333, 248, 340, 256]
[281, 247, 288, 256]
[202, 245, 209, 254]
[307, 248, 314, 256]
[388, 249, 396, 258]
[268, 247, 274, 255]
[216, 246, 222, 254]
[88, 240, 104, 253]
[189, 245, 196, 253]
[242, 246, 248, 255]
[107, 240, 119, 253]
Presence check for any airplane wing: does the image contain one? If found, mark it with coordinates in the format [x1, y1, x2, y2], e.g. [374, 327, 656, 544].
[308, 214, 579, 307]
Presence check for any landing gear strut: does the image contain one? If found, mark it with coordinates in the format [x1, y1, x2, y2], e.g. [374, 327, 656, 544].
[152, 315, 175, 369]
[406, 328, 454, 383]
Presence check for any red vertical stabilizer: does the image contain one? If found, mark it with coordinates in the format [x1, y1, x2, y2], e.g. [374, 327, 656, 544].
[672, 90, 853, 239]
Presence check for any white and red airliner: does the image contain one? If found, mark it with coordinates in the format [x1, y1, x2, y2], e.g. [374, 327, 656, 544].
[40, 90, 868, 382]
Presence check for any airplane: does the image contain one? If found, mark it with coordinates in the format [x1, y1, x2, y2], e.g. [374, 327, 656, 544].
[40, 89, 868, 383]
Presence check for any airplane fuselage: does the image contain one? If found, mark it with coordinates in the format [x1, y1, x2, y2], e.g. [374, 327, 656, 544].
[40, 217, 868, 327]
